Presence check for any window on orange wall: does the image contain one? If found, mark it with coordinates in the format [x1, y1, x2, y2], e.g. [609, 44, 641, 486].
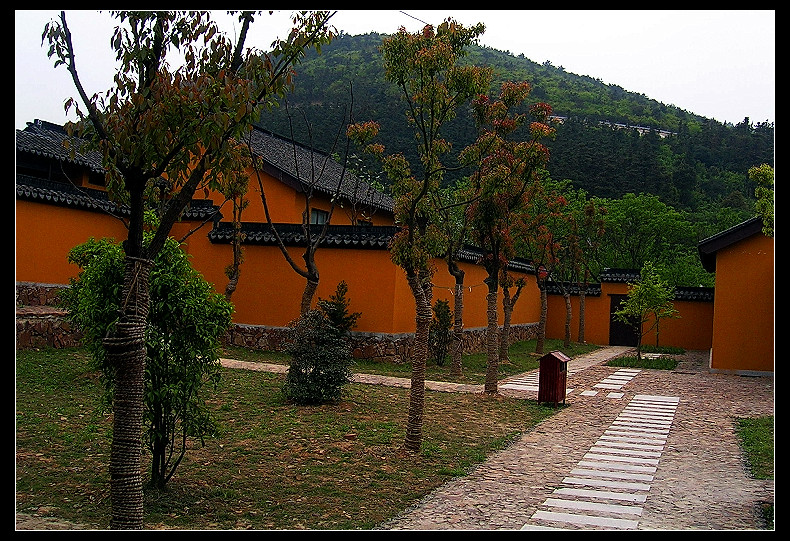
[310, 208, 329, 225]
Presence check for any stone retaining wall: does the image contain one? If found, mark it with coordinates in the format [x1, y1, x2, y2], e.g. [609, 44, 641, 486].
[16, 306, 83, 349]
[15, 282, 539, 360]
[225, 321, 539, 362]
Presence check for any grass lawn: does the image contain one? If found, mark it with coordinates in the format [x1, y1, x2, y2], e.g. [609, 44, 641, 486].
[16, 345, 561, 530]
[222, 338, 601, 385]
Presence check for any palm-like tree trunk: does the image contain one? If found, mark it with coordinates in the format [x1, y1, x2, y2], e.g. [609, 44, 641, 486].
[483, 276, 499, 394]
[104, 256, 154, 530]
[448, 262, 465, 377]
[536, 281, 548, 355]
[403, 270, 432, 453]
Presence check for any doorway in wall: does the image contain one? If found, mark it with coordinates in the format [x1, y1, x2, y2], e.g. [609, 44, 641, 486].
[608, 294, 639, 346]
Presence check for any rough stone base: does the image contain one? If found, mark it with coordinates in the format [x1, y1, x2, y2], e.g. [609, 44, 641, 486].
[15, 282, 539, 362]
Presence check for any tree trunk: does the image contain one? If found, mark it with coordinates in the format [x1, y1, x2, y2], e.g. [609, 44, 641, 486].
[563, 292, 572, 348]
[104, 256, 154, 530]
[578, 286, 587, 344]
[448, 262, 465, 377]
[483, 276, 499, 394]
[300, 278, 319, 316]
[536, 281, 548, 355]
[499, 285, 513, 364]
[403, 271, 432, 453]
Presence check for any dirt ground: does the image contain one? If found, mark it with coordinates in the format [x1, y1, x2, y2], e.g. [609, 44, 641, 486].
[15, 513, 88, 530]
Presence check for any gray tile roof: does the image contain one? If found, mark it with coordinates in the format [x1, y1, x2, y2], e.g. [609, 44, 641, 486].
[16, 120, 394, 214]
[16, 120, 105, 173]
[16, 174, 128, 216]
[245, 126, 394, 213]
[697, 216, 764, 273]
[545, 269, 713, 301]
[544, 281, 603, 297]
[16, 174, 221, 222]
[599, 268, 641, 283]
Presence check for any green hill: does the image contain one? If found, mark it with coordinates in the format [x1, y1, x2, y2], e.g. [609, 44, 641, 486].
[257, 32, 774, 234]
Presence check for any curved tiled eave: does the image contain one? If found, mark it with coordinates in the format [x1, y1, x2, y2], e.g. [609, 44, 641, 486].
[16, 174, 221, 221]
[208, 222, 397, 249]
[16, 174, 128, 216]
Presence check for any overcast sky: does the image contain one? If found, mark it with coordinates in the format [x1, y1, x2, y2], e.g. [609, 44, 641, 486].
[15, 10, 775, 131]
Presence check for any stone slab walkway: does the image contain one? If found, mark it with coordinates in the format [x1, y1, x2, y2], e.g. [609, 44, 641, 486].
[372, 348, 774, 530]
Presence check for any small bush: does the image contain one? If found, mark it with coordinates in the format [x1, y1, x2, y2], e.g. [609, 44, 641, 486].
[317, 280, 362, 336]
[428, 299, 452, 367]
[282, 310, 353, 405]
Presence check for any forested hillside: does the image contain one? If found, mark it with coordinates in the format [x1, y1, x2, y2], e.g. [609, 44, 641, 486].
[257, 31, 774, 284]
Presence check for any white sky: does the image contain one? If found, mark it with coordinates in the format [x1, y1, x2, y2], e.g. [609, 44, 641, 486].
[15, 10, 775, 130]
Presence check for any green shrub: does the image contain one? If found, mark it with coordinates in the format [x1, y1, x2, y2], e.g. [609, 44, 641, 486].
[317, 280, 362, 336]
[282, 310, 353, 405]
[428, 299, 452, 367]
[61, 235, 233, 488]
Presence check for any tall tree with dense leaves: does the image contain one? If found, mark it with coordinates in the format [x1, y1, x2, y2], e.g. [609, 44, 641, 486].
[463, 86, 555, 393]
[572, 194, 607, 343]
[349, 19, 490, 452]
[598, 193, 694, 271]
[614, 261, 679, 359]
[43, 10, 334, 528]
[749, 163, 774, 237]
[514, 178, 568, 355]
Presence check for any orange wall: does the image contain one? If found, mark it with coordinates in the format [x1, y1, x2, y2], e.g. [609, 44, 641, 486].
[183, 220, 538, 334]
[16, 200, 129, 285]
[545, 283, 628, 345]
[544, 282, 714, 350]
[709, 234, 774, 373]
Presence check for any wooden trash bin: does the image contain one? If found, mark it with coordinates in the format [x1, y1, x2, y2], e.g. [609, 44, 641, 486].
[538, 351, 570, 406]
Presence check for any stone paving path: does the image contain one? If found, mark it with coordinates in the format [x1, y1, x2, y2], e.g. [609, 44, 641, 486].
[369, 348, 774, 531]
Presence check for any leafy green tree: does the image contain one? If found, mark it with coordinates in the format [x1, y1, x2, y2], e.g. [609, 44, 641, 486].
[349, 19, 491, 452]
[62, 233, 233, 490]
[614, 261, 679, 358]
[598, 193, 693, 270]
[463, 84, 555, 392]
[750, 163, 774, 237]
[44, 10, 334, 528]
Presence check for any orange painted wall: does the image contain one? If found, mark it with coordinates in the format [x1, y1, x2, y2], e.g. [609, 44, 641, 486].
[378, 261, 539, 334]
[16, 200, 129, 285]
[545, 283, 628, 345]
[182, 218, 538, 334]
[544, 282, 714, 350]
[709, 233, 774, 373]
